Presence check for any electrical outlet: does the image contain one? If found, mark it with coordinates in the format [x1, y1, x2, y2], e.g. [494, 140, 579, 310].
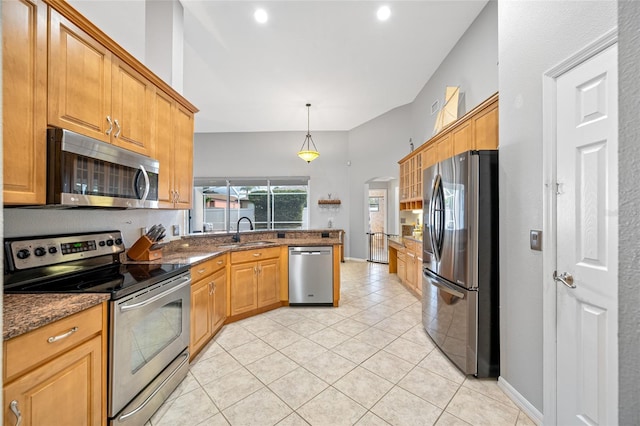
[173, 225, 180, 236]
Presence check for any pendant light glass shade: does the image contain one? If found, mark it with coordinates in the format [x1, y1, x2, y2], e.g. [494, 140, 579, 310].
[298, 103, 319, 163]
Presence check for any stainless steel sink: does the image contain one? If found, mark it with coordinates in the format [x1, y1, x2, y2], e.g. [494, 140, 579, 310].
[217, 241, 275, 249]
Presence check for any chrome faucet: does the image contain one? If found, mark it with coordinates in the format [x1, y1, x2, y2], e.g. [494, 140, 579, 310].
[232, 216, 254, 242]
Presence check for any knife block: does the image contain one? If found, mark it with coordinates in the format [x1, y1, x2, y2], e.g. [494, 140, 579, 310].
[127, 236, 163, 261]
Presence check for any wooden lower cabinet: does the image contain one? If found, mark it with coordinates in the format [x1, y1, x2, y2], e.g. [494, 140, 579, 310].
[190, 256, 227, 359]
[4, 336, 103, 426]
[230, 248, 280, 317]
[397, 250, 406, 283]
[3, 303, 106, 426]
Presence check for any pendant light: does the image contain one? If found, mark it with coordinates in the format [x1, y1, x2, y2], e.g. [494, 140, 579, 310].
[297, 103, 320, 163]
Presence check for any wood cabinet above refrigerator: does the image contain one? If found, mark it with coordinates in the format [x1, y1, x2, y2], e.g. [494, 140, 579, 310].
[399, 93, 498, 211]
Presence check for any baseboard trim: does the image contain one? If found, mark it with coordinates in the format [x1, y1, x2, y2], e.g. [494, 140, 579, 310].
[497, 376, 544, 425]
[344, 257, 367, 262]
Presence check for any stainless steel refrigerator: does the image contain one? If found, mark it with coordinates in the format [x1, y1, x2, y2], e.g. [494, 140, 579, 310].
[422, 150, 499, 377]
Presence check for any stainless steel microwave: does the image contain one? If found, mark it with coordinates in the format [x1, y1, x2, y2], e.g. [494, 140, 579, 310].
[47, 129, 159, 208]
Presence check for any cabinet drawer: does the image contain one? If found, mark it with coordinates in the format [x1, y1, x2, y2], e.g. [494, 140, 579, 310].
[397, 251, 406, 261]
[191, 255, 227, 280]
[231, 247, 280, 264]
[4, 303, 103, 382]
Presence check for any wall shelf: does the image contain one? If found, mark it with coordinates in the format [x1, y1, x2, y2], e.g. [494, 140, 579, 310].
[318, 199, 341, 205]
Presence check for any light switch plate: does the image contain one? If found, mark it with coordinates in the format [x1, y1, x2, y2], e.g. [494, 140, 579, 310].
[530, 230, 542, 251]
[173, 225, 180, 236]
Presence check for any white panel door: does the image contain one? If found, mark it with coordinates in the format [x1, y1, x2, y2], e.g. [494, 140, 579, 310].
[555, 44, 618, 425]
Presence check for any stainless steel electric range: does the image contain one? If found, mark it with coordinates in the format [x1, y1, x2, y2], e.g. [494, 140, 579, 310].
[4, 230, 192, 425]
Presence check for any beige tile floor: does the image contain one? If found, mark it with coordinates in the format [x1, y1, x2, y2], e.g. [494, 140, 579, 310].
[148, 261, 536, 426]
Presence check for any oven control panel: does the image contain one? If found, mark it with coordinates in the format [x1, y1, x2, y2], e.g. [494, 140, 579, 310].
[5, 231, 125, 271]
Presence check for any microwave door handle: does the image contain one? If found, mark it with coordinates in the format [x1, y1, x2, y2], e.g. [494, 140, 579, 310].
[138, 165, 150, 203]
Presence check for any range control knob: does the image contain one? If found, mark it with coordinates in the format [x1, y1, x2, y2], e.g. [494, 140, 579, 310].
[106, 240, 114, 246]
[16, 249, 30, 260]
[48, 247, 58, 254]
[98, 241, 106, 247]
[34, 247, 47, 257]
[115, 238, 123, 245]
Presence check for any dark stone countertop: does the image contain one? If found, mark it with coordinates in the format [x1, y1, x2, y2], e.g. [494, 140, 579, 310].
[3, 293, 109, 340]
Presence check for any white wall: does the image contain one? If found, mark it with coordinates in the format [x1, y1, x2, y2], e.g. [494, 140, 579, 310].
[498, 0, 616, 412]
[68, 0, 146, 63]
[411, 0, 498, 146]
[193, 131, 350, 235]
[347, 105, 412, 259]
[346, 1, 498, 260]
[618, 1, 640, 423]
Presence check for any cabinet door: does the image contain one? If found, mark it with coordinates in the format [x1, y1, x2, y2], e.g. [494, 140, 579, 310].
[190, 277, 213, 356]
[111, 58, 154, 156]
[405, 251, 416, 287]
[397, 259, 406, 283]
[153, 90, 176, 207]
[48, 9, 112, 143]
[173, 105, 194, 209]
[257, 259, 279, 308]
[3, 0, 47, 205]
[435, 134, 452, 162]
[473, 103, 499, 150]
[3, 335, 103, 426]
[230, 263, 258, 316]
[452, 121, 472, 157]
[212, 268, 227, 331]
[422, 144, 437, 171]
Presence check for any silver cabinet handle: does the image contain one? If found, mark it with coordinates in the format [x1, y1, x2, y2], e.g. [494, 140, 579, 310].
[10, 400, 22, 426]
[254, 266, 258, 274]
[47, 326, 78, 343]
[106, 115, 113, 135]
[114, 119, 121, 138]
[217, 260, 223, 265]
[553, 270, 576, 289]
[174, 191, 180, 203]
[253, 253, 261, 257]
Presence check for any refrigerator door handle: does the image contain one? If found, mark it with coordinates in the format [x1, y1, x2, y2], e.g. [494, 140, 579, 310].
[423, 268, 465, 299]
[429, 174, 441, 262]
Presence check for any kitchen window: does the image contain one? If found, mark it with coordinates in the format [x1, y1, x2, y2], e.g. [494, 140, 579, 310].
[191, 177, 309, 233]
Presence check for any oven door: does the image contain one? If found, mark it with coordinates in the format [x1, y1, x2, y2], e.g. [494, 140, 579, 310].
[109, 272, 191, 417]
[422, 267, 477, 375]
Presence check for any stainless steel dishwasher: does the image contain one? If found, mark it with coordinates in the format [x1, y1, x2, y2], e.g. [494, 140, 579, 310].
[289, 246, 333, 305]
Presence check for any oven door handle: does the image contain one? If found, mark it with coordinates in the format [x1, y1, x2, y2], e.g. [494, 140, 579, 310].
[116, 351, 189, 422]
[423, 268, 465, 299]
[119, 276, 191, 312]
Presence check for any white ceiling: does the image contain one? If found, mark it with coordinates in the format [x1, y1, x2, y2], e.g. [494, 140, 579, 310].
[181, 1, 489, 133]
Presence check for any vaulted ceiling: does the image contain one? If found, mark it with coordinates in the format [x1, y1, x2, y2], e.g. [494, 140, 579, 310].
[180, 1, 489, 133]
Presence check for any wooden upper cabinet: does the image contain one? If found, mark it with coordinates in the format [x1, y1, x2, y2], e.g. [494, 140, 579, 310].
[3, 0, 47, 205]
[473, 101, 499, 150]
[155, 93, 193, 209]
[110, 58, 155, 156]
[48, 10, 155, 156]
[153, 90, 176, 207]
[451, 121, 472, 157]
[173, 105, 194, 209]
[48, 9, 112, 142]
[398, 94, 498, 210]
[435, 133, 452, 163]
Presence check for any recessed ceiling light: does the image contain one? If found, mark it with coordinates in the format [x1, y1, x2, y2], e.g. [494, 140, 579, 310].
[377, 6, 391, 21]
[254, 8, 268, 24]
